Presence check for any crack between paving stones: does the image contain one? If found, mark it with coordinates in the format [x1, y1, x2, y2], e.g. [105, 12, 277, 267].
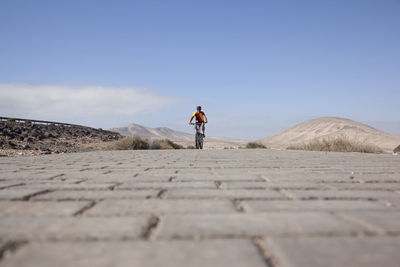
[74, 179, 88, 184]
[149, 230, 398, 241]
[157, 189, 168, 199]
[73, 201, 98, 216]
[364, 180, 400, 184]
[299, 197, 380, 201]
[48, 174, 65, 180]
[18, 189, 53, 201]
[108, 183, 122, 191]
[252, 237, 279, 267]
[0, 240, 28, 262]
[215, 181, 223, 189]
[141, 215, 162, 240]
[0, 183, 25, 190]
[3, 229, 398, 244]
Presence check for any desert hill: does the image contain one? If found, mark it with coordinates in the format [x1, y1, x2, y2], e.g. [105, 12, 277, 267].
[260, 117, 400, 152]
[110, 123, 247, 149]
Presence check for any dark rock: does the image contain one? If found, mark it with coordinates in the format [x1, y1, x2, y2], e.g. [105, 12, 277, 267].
[394, 145, 400, 154]
[30, 130, 40, 137]
[44, 132, 55, 138]
[8, 141, 16, 148]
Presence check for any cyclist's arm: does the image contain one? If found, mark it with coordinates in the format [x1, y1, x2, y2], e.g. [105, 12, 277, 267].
[204, 114, 208, 123]
[189, 115, 195, 124]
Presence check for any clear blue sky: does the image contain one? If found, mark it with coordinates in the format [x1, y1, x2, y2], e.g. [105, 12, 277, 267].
[1, 0, 399, 139]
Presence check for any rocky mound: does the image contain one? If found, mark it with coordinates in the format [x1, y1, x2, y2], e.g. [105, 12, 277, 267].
[0, 119, 122, 155]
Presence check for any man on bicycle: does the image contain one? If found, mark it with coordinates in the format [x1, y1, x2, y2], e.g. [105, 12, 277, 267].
[189, 106, 208, 137]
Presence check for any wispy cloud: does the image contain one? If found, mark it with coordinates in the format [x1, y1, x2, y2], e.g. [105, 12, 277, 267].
[0, 84, 181, 125]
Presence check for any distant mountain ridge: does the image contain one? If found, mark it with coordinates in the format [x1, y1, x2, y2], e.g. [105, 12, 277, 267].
[110, 123, 246, 146]
[260, 117, 400, 152]
[110, 123, 193, 141]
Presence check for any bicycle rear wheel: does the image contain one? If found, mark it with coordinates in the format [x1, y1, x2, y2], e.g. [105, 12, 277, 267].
[195, 133, 200, 149]
[195, 132, 203, 149]
[198, 134, 203, 149]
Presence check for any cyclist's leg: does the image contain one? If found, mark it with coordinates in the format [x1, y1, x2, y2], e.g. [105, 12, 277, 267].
[201, 122, 205, 136]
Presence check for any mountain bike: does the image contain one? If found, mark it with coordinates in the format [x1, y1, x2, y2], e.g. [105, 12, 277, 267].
[190, 123, 204, 149]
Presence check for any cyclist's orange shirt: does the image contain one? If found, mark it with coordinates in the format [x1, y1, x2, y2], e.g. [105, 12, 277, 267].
[193, 111, 205, 123]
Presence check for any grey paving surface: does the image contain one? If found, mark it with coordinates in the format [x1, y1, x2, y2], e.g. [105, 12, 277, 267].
[0, 149, 399, 267]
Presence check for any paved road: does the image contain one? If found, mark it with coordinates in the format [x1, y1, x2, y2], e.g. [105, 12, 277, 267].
[0, 149, 399, 267]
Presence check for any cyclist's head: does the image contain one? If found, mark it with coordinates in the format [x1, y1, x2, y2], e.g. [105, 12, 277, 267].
[197, 106, 202, 111]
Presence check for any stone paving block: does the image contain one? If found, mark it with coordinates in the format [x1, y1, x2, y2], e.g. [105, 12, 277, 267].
[0, 239, 266, 267]
[324, 182, 400, 191]
[0, 171, 66, 180]
[159, 212, 361, 238]
[222, 181, 335, 190]
[124, 175, 172, 182]
[116, 181, 216, 190]
[165, 188, 284, 199]
[33, 189, 159, 200]
[19, 183, 116, 190]
[0, 189, 49, 200]
[208, 173, 263, 181]
[86, 199, 236, 216]
[0, 216, 149, 241]
[177, 174, 258, 181]
[142, 170, 184, 176]
[286, 189, 400, 199]
[50, 172, 141, 182]
[266, 236, 400, 267]
[341, 211, 400, 232]
[253, 171, 360, 182]
[244, 200, 389, 212]
[0, 182, 24, 190]
[0, 201, 90, 216]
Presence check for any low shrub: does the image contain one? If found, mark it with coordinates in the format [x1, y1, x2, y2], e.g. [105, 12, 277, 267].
[151, 139, 183, 150]
[246, 142, 267, 149]
[287, 137, 383, 153]
[110, 136, 150, 150]
[108, 137, 182, 150]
